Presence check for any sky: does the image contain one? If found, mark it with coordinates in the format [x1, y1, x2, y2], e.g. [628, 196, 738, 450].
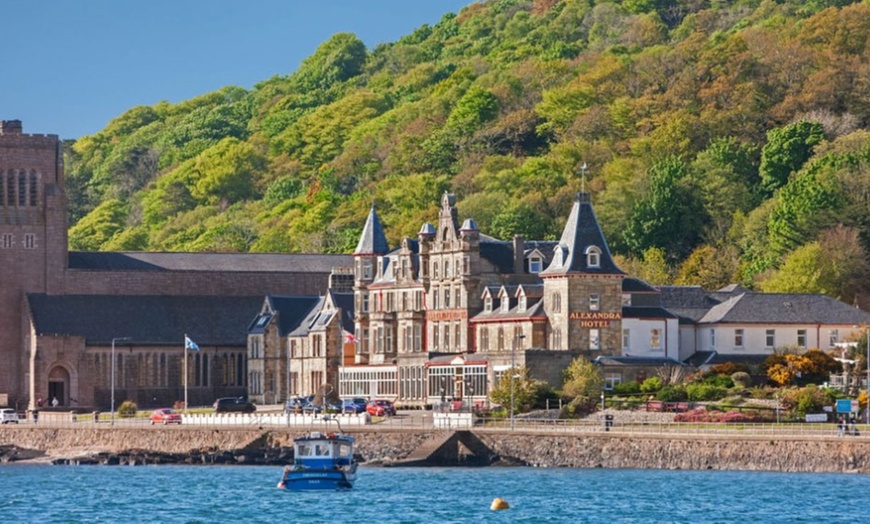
[1, 1, 473, 140]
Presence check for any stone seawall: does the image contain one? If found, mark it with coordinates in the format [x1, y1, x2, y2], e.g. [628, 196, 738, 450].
[2, 427, 869, 473]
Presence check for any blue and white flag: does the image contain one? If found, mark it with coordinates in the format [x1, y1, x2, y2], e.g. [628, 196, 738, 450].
[184, 335, 200, 351]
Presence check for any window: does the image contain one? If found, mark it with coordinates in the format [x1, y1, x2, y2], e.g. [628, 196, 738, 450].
[445, 260, 451, 278]
[463, 256, 470, 274]
[480, 327, 489, 351]
[497, 327, 505, 351]
[552, 293, 561, 313]
[552, 329, 562, 350]
[433, 323, 439, 349]
[484, 297, 492, 312]
[519, 296, 527, 312]
[589, 294, 600, 311]
[585, 246, 601, 268]
[529, 257, 542, 273]
[622, 329, 630, 350]
[589, 329, 600, 350]
[604, 373, 622, 391]
[433, 290, 440, 309]
[829, 329, 839, 347]
[650, 329, 661, 350]
[362, 260, 372, 279]
[797, 329, 807, 348]
[765, 329, 775, 349]
[444, 288, 451, 308]
[502, 297, 510, 312]
[734, 329, 744, 348]
[414, 325, 422, 352]
[362, 293, 369, 313]
[454, 323, 461, 350]
[386, 327, 393, 354]
[710, 329, 715, 349]
[1, 234, 12, 249]
[433, 262, 439, 279]
[443, 325, 450, 349]
[622, 293, 631, 306]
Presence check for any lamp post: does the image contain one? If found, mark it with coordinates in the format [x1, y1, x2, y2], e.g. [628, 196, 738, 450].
[510, 333, 525, 431]
[110, 337, 131, 426]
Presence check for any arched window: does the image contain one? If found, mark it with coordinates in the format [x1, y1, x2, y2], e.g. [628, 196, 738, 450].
[480, 327, 489, 351]
[17, 171, 26, 206]
[433, 262, 439, 279]
[586, 246, 601, 268]
[29, 171, 38, 206]
[7, 170, 16, 206]
[497, 327, 505, 351]
[444, 260, 450, 278]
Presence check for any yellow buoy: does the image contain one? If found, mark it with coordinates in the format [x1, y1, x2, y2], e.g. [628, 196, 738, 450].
[490, 497, 510, 510]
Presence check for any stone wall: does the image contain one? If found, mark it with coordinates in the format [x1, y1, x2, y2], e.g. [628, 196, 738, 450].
[3, 427, 870, 473]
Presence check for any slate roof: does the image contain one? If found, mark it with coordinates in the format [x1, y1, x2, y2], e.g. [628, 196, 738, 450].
[541, 192, 623, 276]
[263, 295, 323, 336]
[330, 291, 355, 334]
[289, 297, 328, 337]
[27, 294, 265, 346]
[699, 293, 870, 324]
[659, 285, 729, 323]
[594, 355, 685, 367]
[479, 236, 515, 273]
[683, 351, 769, 367]
[623, 277, 657, 293]
[622, 306, 677, 319]
[354, 204, 390, 255]
[68, 251, 352, 273]
[470, 299, 546, 322]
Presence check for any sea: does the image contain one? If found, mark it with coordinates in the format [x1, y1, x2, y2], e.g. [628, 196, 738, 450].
[0, 465, 867, 523]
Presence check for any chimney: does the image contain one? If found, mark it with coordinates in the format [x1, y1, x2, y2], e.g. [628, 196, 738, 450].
[0, 120, 23, 134]
[513, 235, 524, 274]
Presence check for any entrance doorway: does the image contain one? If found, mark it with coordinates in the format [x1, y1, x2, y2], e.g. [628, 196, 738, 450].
[48, 366, 70, 406]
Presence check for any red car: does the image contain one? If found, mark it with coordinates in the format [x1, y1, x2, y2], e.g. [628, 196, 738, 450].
[366, 399, 396, 417]
[149, 408, 182, 425]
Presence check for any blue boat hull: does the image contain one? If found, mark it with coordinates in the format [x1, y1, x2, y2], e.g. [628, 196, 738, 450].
[280, 469, 356, 491]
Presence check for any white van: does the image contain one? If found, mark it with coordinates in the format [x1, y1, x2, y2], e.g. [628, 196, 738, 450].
[0, 408, 20, 424]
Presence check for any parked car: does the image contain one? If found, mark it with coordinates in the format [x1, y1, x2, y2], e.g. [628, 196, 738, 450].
[0, 408, 19, 424]
[341, 398, 367, 414]
[149, 408, 182, 425]
[213, 397, 256, 413]
[366, 399, 396, 417]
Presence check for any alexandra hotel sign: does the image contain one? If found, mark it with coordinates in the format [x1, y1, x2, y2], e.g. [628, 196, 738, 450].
[568, 311, 621, 328]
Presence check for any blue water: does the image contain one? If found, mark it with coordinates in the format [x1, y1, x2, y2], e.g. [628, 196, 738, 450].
[0, 465, 867, 523]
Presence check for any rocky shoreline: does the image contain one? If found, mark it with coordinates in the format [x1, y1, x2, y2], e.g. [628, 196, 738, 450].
[3, 426, 870, 473]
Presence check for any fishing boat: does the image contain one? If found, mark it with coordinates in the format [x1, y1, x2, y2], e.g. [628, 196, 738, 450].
[277, 419, 358, 491]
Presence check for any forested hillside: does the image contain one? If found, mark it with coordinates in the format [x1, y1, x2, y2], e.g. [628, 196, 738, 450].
[64, 0, 870, 305]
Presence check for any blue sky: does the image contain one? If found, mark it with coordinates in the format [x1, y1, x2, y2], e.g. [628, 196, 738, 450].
[1, 1, 472, 140]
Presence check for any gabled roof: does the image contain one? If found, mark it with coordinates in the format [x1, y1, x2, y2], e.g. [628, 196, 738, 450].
[27, 294, 264, 346]
[329, 291, 355, 334]
[263, 295, 323, 336]
[68, 252, 352, 273]
[471, 298, 546, 322]
[517, 284, 543, 298]
[659, 285, 728, 322]
[541, 192, 623, 276]
[289, 297, 329, 337]
[699, 293, 870, 324]
[354, 204, 389, 255]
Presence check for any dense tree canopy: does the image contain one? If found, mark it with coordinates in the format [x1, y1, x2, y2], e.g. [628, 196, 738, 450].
[63, 0, 870, 305]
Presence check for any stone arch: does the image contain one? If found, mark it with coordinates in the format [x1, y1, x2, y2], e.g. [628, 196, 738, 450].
[47, 365, 71, 406]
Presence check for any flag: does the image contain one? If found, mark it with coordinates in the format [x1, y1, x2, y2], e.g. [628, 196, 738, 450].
[184, 335, 200, 351]
[343, 331, 357, 344]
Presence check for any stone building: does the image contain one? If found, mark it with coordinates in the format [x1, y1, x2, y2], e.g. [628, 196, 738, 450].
[0, 120, 351, 411]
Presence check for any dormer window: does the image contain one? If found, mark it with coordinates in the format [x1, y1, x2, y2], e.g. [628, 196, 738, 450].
[502, 298, 510, 312]
[519, 296, 527, 312]
[484, 297, 492, 312]
[529, 256, 542, 274]
[585, 246, 601, 268]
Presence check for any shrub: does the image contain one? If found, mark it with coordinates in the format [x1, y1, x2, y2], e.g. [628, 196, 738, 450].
[685, 383, 729, 401]
[700, 373, 734, 388]
[612, 381, 641, 395]
[780, 385, 835, 416]
[656, 385, 687, 402]
[674, 408, 765, 423]
[560, 395, 598, 418]
[731, 371, 752, 389]
[118, 400, 138, 418]
[640, 376, 663, 393]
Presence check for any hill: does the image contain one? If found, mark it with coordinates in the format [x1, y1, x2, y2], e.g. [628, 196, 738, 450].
[64, 0, 870, 304]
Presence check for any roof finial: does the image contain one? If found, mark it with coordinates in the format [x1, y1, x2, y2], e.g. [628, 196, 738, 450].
[580, 162, 588, 194]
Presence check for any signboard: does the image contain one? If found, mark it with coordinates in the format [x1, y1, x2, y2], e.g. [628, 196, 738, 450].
[568, 311, 621, 328]
[836, 399, 858, 413]
[805, 413, 828, 423]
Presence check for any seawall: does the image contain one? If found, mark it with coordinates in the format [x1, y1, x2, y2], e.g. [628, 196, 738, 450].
[2, 427, 869, 473]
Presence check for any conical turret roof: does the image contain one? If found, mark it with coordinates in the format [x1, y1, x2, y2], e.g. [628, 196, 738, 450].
[541, 193, 623, 275]
[354, 204, 389, 255]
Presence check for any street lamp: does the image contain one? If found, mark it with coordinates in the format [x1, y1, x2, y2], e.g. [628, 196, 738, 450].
[510, 333, 525, 431]
[110, 337, 131, 426]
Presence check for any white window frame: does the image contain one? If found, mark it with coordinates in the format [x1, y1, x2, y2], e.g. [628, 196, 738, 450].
[589, 329, 600, 351]
[765, 329, 775, 349]
[734, 329, 744, 349]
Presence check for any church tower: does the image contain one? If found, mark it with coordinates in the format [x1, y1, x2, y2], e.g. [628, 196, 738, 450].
[540, 192, 624, 355]
[0, 120, 68, 407]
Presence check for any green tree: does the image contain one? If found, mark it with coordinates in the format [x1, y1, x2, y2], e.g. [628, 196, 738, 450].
[489, 366, 542, 413]
[191, 138, 266, 205]
[68, 199, 128, 250]
[760, 121, 825, 195]
[624, 157, 707, 262]
[562, 357, 604, 399]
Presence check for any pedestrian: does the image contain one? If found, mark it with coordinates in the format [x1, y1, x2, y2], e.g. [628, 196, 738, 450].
[36, 396, 44, 407]
[51, 396, 59, 407]
[838, 416, 845, 437]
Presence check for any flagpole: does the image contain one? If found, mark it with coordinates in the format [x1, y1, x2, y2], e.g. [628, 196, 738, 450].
[184, 334, 188, 414]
